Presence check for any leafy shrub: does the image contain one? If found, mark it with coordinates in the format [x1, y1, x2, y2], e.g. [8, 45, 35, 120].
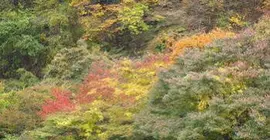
[118, 2, 149, 34]
[146, 26, 187, 52]
[0, 81, 4, 94]
[0, 86, 49, 137]
[71, 0, 150, 35]
[45, 46, 92, 80]
[16, 68, 39, 86]
[25, 107, 104, 140]
[0, 92, 17, 113]
[182, 0, 264, 30]
[3, 69, 39, 92]
[0, 11, 47, 78]
[0, 0, 13, 11]
[254, 15, 270, 40]
[134, 28, 270, 139]
[0, 1, 81, 78]
[70, 0, 153, 52]
[171, 29, 234, 59]
[39, 88, 75, 118]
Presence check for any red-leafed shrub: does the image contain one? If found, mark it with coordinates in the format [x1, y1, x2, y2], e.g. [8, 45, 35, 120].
[77, 61, 117, 104]
[39, 88, 75, 118]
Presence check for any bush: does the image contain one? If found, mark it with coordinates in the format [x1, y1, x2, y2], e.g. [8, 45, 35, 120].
[0, 86, 50, 137]
[171, 29, 234, 59]
[38, 88, 75, 118]
[0, 1, 81, 78]
[2, 69, 39, 92]
[134, 27, 270, 139]
[70, 0, 154, 52]
[0, 11, 47, 78]
[182, 0, 264, 30]
[0, 81, 4, 94]
[45, 46, 92, 80]
[118, 2, 149, 35]
[254, 15, 270, 40]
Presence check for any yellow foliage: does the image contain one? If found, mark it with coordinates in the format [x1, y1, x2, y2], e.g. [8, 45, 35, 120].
[171, 29, 234, 59]
[229, 14, 247, 27]
[115, 56, 168, 100]
[71, 1, 121, 39]
[86, 55, 171, 138]
[0, 81, 4, 93]
[198, 95, 210, 111]
[70, 0, 90, 7]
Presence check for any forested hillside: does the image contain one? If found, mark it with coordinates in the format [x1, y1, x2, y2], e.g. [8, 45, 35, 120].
[0, 0, 269, 139]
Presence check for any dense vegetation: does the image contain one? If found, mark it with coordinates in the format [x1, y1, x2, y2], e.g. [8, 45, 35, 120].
[0, 0, 269, 139]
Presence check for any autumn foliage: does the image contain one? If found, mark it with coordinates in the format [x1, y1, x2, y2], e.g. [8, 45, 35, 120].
[77, 61, 116, 104]
[39, 28, 235, 120]
[33, 53, 172, 139]
[39, 53, 170, 114]
[171, 29, 234, 59]
[39, 88, 75, 118]
[2, 0, 269, 139]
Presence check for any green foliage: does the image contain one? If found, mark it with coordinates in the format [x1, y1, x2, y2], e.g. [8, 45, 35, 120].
[25, 107, 104, 140]
[17, 68, 39, 85]
[71, 0, 153, 52]
[0, 0, 13, 11]
[0, 92, 17, 112]
[0, 0, 81, 78]
[0, 11, 45, 78]
[0, 88, 48, 136]
[0, 81, 4, 94]
[154, 43, 166, 52]
[134, 27, 270, 139]
[3, 69, 39, 92]
[0, 11, 30, 41]
[118, 3, 149, 34]
[45, 46, 92, 80]
[1, 134, 20, 140]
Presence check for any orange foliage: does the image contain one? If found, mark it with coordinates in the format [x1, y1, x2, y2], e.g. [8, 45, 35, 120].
[171, 29, 234, 59]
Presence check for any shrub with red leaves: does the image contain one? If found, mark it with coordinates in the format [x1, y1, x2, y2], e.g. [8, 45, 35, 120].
[39, 88, 75, 118]
[76, 61, 117, 104]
